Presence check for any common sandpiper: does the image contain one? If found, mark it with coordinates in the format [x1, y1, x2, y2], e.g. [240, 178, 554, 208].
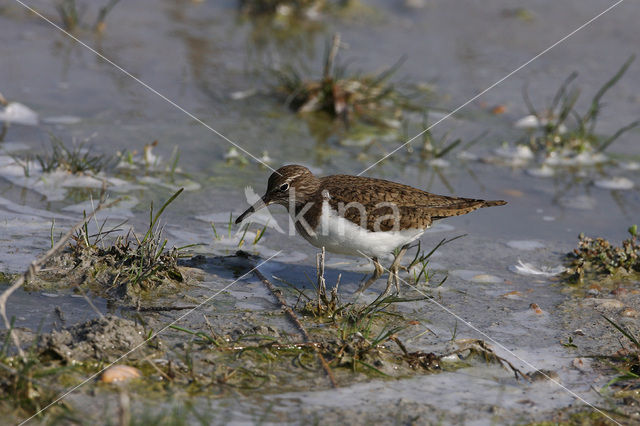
[236, 165, 506, 295]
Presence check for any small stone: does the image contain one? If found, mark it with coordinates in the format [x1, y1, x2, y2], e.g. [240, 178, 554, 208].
[529, 303, 543, 315]
[573, 329, 585, 336]
[100, 365, 141, 384]
[501, 290, 522, 299]
[572, 357, 590, 372]
[620, 307, 638, 318]
[491, 105, 507, 115]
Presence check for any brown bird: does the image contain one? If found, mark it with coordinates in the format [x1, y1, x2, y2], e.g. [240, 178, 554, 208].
[237, 165, 506, 296]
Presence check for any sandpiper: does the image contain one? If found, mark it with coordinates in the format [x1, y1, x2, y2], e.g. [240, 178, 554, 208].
[236, 165, 506, 295]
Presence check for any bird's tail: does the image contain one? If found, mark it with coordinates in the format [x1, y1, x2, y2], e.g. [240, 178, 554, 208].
[428, 198, 507, 220]
[481, 200, 507, 207]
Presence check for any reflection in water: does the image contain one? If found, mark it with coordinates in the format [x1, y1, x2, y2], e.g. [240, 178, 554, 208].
[242, 15, 323, 66]
[163, 0, 325, 105]
[164, 1, 227, 102]
[548, 165, 639, 220]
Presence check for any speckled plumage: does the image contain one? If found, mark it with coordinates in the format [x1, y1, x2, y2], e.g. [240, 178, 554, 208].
[301, 174, 505, 232]
[249, 165, 505, 233]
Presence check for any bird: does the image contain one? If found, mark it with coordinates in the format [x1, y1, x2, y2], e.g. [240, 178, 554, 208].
[236, 165, 506, 296]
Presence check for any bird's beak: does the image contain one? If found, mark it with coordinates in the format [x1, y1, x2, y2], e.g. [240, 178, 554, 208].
[235, 195, 270, 224]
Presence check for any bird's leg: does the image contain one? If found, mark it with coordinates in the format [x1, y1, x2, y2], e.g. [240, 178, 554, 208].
[389, 244, 409, 295]
[383, 268, 394, 298]
[357, 257, 384, 293]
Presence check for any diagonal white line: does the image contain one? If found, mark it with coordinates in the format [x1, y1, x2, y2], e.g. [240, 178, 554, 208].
[13, 0, 280, 175]
[358, 0, 627, 176]
[18, 251, 282, 425]
[356, 249, 622, 426]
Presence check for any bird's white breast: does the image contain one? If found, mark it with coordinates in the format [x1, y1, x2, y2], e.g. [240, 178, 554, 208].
[292, 198, 425, 259]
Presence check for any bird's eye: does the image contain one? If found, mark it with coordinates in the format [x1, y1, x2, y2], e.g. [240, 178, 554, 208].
[279, 183, 289, 191]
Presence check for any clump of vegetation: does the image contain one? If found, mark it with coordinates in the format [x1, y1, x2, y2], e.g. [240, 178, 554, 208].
[520, 55, 639, 158]
[9, 136, 194, 200]
[565, 225, 639, 283]
[273, 34, 410, 128]
[36, 134, 112, 175]
[70, 189, 190, 301]
[116, 140, 179, 172]
[57, 0, 121, 33]
[320, 295, 434, 376]
[29, 189, 196, 303]
[115, 140, 201, 194]
[12, 134, 112, 177]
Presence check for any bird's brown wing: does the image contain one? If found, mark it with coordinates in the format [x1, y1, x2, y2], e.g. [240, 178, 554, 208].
[319, 175, 506, 232]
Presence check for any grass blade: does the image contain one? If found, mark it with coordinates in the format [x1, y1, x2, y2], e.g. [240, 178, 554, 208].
[597, 120, 640, 152]
[602, 314, 639, 347]
[584, 54, 635, 127]
[142, 188, 184, 244]
[550, 71, 579, 113]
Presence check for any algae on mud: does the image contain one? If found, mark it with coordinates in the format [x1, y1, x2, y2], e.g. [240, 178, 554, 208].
[564, 225, 640, 284]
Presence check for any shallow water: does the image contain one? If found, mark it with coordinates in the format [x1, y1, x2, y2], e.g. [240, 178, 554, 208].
[1, 0, 640, 424]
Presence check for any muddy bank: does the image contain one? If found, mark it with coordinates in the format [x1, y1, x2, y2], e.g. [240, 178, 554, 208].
[39, 315, 147, 363]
